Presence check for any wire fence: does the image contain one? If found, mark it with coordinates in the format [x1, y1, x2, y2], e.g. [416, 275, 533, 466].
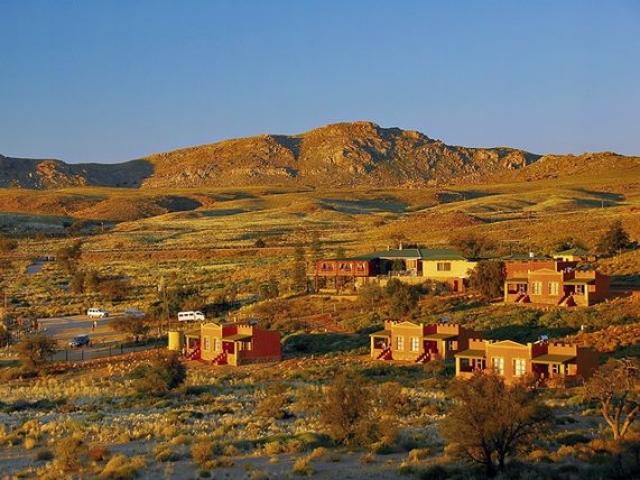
[53, 337, 166, 363]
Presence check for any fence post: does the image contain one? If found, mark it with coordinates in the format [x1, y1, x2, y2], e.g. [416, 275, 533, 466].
[65, 349, 68, 362]
[81, 349, 84, 361]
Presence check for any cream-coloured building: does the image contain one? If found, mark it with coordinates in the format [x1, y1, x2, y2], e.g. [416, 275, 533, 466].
[420, 249, 478, 292]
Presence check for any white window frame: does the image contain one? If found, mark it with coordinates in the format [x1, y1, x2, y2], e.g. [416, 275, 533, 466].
[531, 281, 542, 295]
[410, 337, 420, 352]
[492, 357, 504, 375]
[514, 358, 526, 377]
[396, 336, 404, 351]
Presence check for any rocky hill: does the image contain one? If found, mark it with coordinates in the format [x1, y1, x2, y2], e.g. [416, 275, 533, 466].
[0, 155, 152, 189]
[1, 121, 637, 190]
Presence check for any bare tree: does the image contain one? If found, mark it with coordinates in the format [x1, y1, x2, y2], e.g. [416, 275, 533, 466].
[584, 357, 640, 441]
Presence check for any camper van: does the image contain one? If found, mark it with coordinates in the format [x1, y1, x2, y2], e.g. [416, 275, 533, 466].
[87, 308, 109, 318]
[177, 311, 205, 322]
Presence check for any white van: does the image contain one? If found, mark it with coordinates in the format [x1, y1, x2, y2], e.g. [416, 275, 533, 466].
[177, 311, 205, 322]
[87, 308, 109, 318]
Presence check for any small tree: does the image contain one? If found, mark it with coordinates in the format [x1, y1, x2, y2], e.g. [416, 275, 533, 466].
[440, 372, 553, 476]
[258, 276, 280, 300]
[17, 334, 58, 372]
[584, 357, 639, 441]
[318, 371, 386, 446]
[130, 351, 186, 395]
[359, 281, 384, 311]
[597, 220, 631, 256]
[291, 243, 307, 292]
[450, 233, 495, 258]
[309, 231, 323, 263]
[109, 316, 150, 343]
[56, 240, 83, 273]
[385, 278, 419, 316]
[468, 260, 505, 299]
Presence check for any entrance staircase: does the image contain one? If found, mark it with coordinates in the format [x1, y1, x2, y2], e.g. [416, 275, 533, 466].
[376, 347, 392, 361]
[211, 352, 228, 365]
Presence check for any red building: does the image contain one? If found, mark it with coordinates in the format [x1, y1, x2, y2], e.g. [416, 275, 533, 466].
[185, 321, 281, 366]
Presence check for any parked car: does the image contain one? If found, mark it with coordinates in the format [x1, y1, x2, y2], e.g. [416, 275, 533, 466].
[69, 334, 90, 348]
[177, 311, 205, 321]
[87, 308, 109, 318]
[123, 308, 146, 318]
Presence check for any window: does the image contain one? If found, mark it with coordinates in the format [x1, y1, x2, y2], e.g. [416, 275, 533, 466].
[437, 262, 452, 272]
[213, 338, 221, 351]
[396, 336, 404, 351]
[447, 340, 457, 351]
[549, 282, 559, 295]
[551, 363, 562, 375]
[492, 357, 504, 374]
[203, 337, 210, 351]
[575, 285, 584, 295]
[410, 337, 420, 352]
[531, 281, 542, 295]
[514, 358, 526, 377]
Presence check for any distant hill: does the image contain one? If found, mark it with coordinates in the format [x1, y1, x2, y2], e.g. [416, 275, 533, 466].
[0, 155, 152, 189]
[0, 121, 637, 189]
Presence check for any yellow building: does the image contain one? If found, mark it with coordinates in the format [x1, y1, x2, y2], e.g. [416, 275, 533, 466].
[420, 249, 478, 292]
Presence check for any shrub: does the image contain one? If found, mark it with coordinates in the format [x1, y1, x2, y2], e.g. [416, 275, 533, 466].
[416, 464, 450, 480]
[130, 351, 186, 395]
[54, 436, 86, 472]
[17, 334, 57, 372]
[318, 370, 390, 446]
[555, 432, 591, 446]
[100, 454, 147, 479]
[360, 452, 376, 464]
[249, 470, 270, 480]
[89, 444, 111, 462]
[191, 440, 216, 468]
[407, 448, 431, 463]
[291, 456, 314, 476]
[264, 441, 284, 455]
[170, 434, 191, 446]
[255, 382, 290, 419]
[36, 448, 54, 461]
[24, 436, 38, 450]
[154, 442, 181, 462]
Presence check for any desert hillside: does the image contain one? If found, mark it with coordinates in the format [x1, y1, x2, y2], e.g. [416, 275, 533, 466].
[4, 121, 639, 191]
[1, 121, 542, 189]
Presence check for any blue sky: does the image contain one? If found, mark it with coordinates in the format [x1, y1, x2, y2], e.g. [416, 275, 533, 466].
[1, 1, 639, 163]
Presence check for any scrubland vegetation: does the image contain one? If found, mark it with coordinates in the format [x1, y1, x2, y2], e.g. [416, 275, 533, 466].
[0, 175, 639, 478]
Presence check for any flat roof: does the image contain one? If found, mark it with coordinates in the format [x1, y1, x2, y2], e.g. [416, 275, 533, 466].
[563, 279, 595, 285]
[455, 349, 486, 358]
[369, 330, 392, 337]
[224, 334, 252, 341]
[532, 354, 576, 364]
[424, 333, 458, 340]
